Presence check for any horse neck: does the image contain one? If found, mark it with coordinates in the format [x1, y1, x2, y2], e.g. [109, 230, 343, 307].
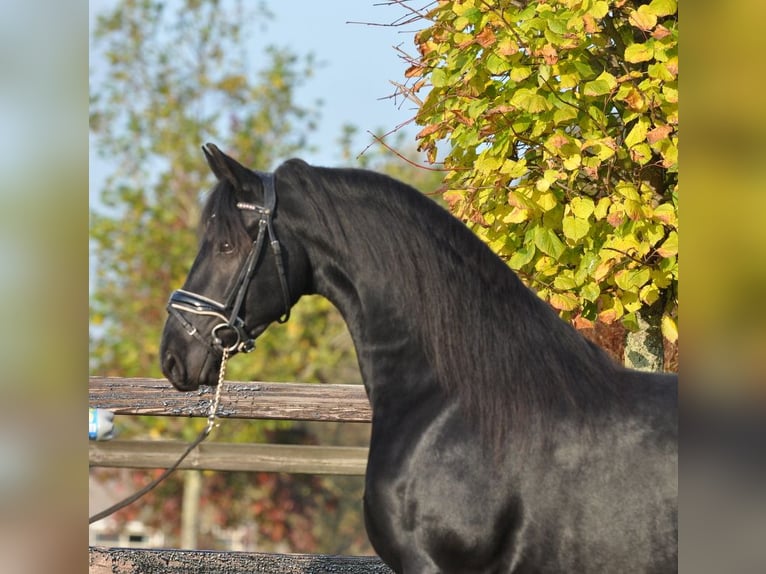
[309, 235, 440, 407]
[294, 175, 458, 407]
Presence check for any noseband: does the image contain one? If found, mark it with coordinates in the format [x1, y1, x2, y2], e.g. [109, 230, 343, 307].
[166, 171, 291, 354]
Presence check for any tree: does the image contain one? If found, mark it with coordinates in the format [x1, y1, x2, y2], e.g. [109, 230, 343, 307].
[89, 0, 365, 551]
[89, 0, 446, 552]
[391, 0, 678, 369]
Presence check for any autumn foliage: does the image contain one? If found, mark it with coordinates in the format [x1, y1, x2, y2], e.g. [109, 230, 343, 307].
[396, 0, 678, 342]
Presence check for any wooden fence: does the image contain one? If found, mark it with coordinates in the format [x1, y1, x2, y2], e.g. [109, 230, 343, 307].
[89, 376, 392, 574]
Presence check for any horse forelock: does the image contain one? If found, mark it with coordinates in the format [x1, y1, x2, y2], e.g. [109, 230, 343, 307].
[200, 180, 253, 253]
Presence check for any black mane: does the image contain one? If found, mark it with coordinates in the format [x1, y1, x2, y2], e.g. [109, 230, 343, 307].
[276, 160, 622, 444]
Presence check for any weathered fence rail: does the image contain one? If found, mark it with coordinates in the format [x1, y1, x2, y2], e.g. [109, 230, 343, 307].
[90, 440, 369, 475]
[89, 546, 393, 574]
[89, 376, 373, 421]
[89, 376, 389, 573]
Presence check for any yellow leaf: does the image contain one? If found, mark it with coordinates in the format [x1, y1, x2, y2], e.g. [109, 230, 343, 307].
[629, 5, 657, 31]
[625, 42, 654, 63]
[640, 284, 661, 306]
[661, 314, 678, 343]
[562, 215, 590, 241]
[624, 118, 649, 148]
[594, 197, 610, 220]
[502, 207, 530, 224]
[536, 191, 558, 211]
[652, 203, 677, 226]
[550, 292, 579, 311]
[570, 196, 594, 219]
[563, 154, 581, 170]
[656, 231, 678, 257]
[510, 66, 532, 82]
[589, 0, 609, 19]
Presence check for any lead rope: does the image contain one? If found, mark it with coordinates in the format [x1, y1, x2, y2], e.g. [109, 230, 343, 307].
[89, 349, 229, 525]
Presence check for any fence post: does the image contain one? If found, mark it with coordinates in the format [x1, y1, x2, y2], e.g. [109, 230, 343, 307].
[181, 470, 202, 549]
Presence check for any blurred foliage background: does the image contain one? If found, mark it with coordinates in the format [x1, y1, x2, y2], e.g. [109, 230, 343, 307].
[88, 0, 444, 553]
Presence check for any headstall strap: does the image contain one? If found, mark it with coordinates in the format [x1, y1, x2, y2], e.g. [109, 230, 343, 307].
[166, 170, 291, 355]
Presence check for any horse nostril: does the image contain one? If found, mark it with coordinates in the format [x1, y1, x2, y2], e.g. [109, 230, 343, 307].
[162, 351, 186, 386]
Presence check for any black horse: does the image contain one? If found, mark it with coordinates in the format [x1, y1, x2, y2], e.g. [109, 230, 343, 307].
[160, 144, 677, 573]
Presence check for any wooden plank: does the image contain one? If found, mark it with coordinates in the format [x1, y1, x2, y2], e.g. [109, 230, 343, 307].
[89, 377, 372, 422]
[89, 546, 393, 574]
[90, 440, 368, 475]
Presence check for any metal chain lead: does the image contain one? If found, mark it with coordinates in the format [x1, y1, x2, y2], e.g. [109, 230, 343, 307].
[206, 347, 228, 434]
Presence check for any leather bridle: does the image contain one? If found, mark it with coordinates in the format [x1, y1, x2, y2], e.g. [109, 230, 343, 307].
[166, 171, 291, 354]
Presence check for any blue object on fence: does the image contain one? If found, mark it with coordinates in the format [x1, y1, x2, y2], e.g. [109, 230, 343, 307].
[89, 408, 115, 441]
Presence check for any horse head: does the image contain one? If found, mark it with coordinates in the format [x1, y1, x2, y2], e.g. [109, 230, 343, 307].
[160, 143, 308, 390]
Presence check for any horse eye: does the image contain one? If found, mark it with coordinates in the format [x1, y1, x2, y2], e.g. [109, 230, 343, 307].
[219, 241, 234, 254]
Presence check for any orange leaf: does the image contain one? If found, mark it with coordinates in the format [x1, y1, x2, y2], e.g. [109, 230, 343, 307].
[541, 44, 558, 65]
[652, 24, 671, 40]
[486, 104, 513, 116]
[475, 26, 496, 48]
[573, 314, 595, 330]
[405, 65, 424, 78]
[625, 88, 645, 111]
[646, 125, 673, 144]
[583, 14, 600, 34]
[599, 308, 618, 324]
[416, 123, 443, 138]
[451, 109, 473, 126]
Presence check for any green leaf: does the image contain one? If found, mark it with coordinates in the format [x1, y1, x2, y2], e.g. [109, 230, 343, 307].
[510, 88, 551, 113]
[509, 243, 536, 269]
[476, 151, 504, 172]
[639, 283, 661, 306]
[622, 312, 640, 332]
[431, 67, 448, 87]
[534, 226, 566, 259]
[614, 268, 651, 291]
[581, 282, 601, 302]
[500, 158, 527, 178]
[583, 79, 612, 97]
[554, 272, 578, 291]
[486, 52, 509, 75]
[553, 105, 579, 124]
[624, 118, 649, 147]
[562, 215, 590, 241]
[648, 62, 676, 81]
[589, 1, 609, 19]
[648, 0, 677, 17]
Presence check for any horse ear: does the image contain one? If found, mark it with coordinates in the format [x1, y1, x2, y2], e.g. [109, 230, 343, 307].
[201, 143, 252, 193]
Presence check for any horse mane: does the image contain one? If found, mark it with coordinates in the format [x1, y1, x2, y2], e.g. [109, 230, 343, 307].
[213, 158, 624, 445]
